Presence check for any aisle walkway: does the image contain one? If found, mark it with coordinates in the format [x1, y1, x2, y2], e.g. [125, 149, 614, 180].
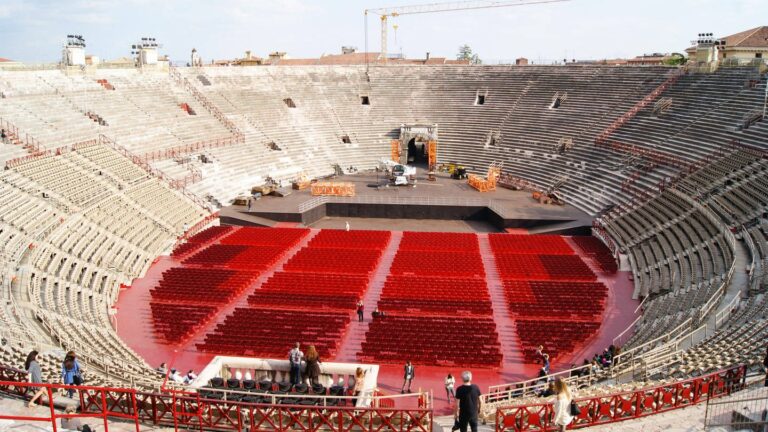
[477, 234, 522, 368]
[334, 231, 403, 362]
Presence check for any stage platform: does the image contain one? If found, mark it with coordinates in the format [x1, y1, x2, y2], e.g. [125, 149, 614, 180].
[220, 171, 592, 234]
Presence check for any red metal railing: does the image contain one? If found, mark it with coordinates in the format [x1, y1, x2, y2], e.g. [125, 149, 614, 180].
[495, 364, 747, 431]
[0, 116, 43, 154]
[595, 68, 686, 147]
[0, 364, 433, 432]
[0, 370, 140, 432]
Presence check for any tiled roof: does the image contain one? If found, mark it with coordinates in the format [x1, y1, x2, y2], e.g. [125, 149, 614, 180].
[722, 26, 768, 48]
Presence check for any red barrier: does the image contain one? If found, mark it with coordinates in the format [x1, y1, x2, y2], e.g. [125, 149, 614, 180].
[0, 377, 140, 432]
[0, 364, 433, 432]
[495, 364, 747, 431]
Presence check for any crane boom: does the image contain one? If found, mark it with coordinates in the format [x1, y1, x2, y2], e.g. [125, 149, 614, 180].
[365, 0, 570, 62]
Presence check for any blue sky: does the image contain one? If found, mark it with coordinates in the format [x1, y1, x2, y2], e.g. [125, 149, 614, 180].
[0, 0, 764, 64]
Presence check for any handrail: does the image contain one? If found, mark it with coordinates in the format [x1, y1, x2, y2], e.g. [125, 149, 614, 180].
[97, 134, 212, 210]
[494, 364, 747, 432]
[0, 377, 140, 432]
[0, 363, 433, 432]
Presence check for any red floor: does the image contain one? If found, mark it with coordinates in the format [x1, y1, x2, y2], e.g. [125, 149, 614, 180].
[115, 231, 639, 415]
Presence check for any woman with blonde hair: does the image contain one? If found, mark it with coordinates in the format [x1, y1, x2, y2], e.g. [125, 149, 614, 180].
[304, 345, 321, 385]
[352, 367, 366, 407]
[552, 378, 573, 431]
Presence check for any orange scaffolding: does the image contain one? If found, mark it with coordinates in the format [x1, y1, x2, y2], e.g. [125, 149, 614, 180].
[427, 140, 437, 171]
[468, 162, 502, 192]
[311, 182, 355, 197]
[391, 140, 401, 162]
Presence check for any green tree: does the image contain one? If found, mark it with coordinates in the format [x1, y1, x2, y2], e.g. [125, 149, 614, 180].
[457, 44, 482, 65]
[662, 53, 687, 66]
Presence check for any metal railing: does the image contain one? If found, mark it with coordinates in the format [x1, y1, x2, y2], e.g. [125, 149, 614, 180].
[0, 364, 433, 432]
[495, 364, 747, 432]
[0, 368, 140, 432]
[704, 382, 768, 431]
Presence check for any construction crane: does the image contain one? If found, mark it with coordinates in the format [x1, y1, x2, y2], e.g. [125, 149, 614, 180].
[364, 0, 570, 64]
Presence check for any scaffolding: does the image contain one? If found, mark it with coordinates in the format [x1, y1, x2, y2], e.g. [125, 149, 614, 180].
[391, 139, 401, 162]
[468, 161, 502, 192]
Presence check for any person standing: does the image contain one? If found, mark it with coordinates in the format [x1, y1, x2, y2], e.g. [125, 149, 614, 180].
[356, 301, 365, 322]
[454, 371, 482, 432]
[61, 351, 81, 398]
[542, 353, 551, 374]
[401, 361, 414, 393]
[25, 350, 46, 408]
[352, 367, 366, 406]
[552, 378, 574, 432]
[305, 345, 321, 385]
[288, 342, 304, 385]
[445, 373, 456, 402]
[345, 221, 350, 232]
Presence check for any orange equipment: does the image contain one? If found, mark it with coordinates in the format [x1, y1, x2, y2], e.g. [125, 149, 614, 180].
[311, 182, 355, 197]
[468, 161, 502, 192]
[391, 140, 401, 162]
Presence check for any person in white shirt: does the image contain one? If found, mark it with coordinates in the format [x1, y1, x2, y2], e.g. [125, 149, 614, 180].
[170, 369, 184, 384]
[552, 378, 573, 431]
[445, 373, 456, 402]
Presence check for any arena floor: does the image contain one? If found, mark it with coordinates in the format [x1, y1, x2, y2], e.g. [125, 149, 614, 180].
[115, 226, 639, 415]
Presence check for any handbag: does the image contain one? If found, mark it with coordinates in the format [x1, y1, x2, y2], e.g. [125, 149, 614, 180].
[569, 400, 581, 416]
[73, 372, 84, 386]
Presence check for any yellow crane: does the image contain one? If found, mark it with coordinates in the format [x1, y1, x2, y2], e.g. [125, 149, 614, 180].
[365, 0, 570, 64]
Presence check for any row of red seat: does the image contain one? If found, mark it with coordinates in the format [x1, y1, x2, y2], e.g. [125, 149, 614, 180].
[398, 231, 479, 252]
[359, 315, 502, 367]
[150, 267, 258, 304]
[516, 319, 601, 362]
[198, 307, 350, 359]
[283, 247, 383, 274]
[381, 275, 491, 300]
[306, 229, 391, 250]
[150, 303, 217, 343]
[171, 226, 236, 258]
[389, 250, 485, 278]
[489, 234, 575, 255]
[376, 298, 492, 315]
[184, 244, 285, 270]
[221, 227, 310, 247]
[503, 279, 607, 320]
[494, 254, 596, 281]
[571, 236, 618, 274]
[248, 271, 370, 311]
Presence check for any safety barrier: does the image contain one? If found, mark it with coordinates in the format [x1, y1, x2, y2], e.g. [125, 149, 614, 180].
[495, 364, 746, 431]
[0, 364, 433, 432]
[0, 372, 140, 432]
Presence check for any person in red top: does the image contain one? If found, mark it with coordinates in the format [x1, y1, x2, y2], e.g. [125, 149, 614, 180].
[356, 301, 364, 322]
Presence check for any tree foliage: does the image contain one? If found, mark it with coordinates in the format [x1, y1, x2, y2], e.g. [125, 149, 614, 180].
[663, 53, 687, 66]
[457, 44, 482, 65]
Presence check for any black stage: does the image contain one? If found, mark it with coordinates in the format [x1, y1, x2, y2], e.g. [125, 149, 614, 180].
[220, 171, 592, 234]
